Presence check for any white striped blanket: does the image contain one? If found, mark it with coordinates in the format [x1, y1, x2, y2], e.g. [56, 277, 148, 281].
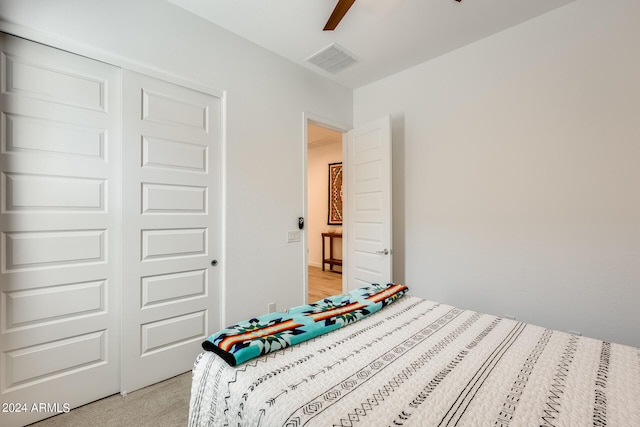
[189, 296, 640, 426]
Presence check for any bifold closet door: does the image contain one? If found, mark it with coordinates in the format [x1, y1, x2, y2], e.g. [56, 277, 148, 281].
[121, 70, 222, 393]
[0, 34, 121, 427]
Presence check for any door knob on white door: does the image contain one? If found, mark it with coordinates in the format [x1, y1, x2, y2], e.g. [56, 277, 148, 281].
[376, 249, 390, 255]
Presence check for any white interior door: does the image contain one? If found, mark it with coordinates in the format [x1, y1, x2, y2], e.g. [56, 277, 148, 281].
[0, 35, 121, 426]
[121, 71, 222, 393]
[344, 115, 392, 291]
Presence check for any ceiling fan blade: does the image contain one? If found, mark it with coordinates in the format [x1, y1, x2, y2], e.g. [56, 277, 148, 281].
[323, 0, 356, 31]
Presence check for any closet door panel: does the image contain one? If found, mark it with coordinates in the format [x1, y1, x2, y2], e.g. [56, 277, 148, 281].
[121, 70, 221, 393]
[0, 34, 121, 427]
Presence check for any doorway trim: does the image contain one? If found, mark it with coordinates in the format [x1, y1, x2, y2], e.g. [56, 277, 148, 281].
[302, 112, 350, 304]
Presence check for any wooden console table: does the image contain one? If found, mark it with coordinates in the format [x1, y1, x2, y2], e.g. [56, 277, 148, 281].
[321, 232, 342, 273]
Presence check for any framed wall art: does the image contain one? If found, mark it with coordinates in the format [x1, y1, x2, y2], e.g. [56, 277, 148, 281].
[328, 162, 343, 225]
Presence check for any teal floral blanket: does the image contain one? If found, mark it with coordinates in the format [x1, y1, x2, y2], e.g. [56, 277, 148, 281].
[202, 283, 409, 366]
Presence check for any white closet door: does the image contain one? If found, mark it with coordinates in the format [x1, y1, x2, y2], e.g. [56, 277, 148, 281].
[0, 35, 121, 427]
[121, 71, 222, 393]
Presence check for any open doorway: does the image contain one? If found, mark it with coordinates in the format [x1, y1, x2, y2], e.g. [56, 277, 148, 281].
[306, 119, 345, 302]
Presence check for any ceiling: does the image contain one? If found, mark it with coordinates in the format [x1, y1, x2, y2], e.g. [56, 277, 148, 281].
[308, 122, 342, 146]
[168, 0, 575, 89]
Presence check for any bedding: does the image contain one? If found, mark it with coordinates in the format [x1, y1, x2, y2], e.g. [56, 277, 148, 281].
[189, 291, 640, 426]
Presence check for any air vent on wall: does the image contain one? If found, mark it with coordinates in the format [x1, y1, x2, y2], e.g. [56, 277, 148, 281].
[305, 43, 360, 74]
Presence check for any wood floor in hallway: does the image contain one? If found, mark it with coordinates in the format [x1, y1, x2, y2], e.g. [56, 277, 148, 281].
[308, 266, 342, 302]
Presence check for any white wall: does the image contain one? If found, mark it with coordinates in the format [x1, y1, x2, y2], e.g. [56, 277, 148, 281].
[0, 0, 352, 324]
[354, 0, 640, 347]
[4, 0, 638, 347]
[308, 140, 343, 268]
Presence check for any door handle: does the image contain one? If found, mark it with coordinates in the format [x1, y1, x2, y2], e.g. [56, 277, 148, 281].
[376, 249, 390, 255]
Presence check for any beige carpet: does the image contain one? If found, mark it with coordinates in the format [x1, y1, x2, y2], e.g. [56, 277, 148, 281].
[28, 372, 191, 427]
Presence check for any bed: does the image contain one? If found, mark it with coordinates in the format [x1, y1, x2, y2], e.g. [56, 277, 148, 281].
[189, 284, 640, 426]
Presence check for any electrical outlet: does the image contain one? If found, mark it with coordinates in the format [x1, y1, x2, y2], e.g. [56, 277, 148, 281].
[268, 302, 276, 313]
[287, 230, 300, 242]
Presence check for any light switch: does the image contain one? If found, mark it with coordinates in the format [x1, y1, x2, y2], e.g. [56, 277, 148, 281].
[287, 230, 300, 242]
